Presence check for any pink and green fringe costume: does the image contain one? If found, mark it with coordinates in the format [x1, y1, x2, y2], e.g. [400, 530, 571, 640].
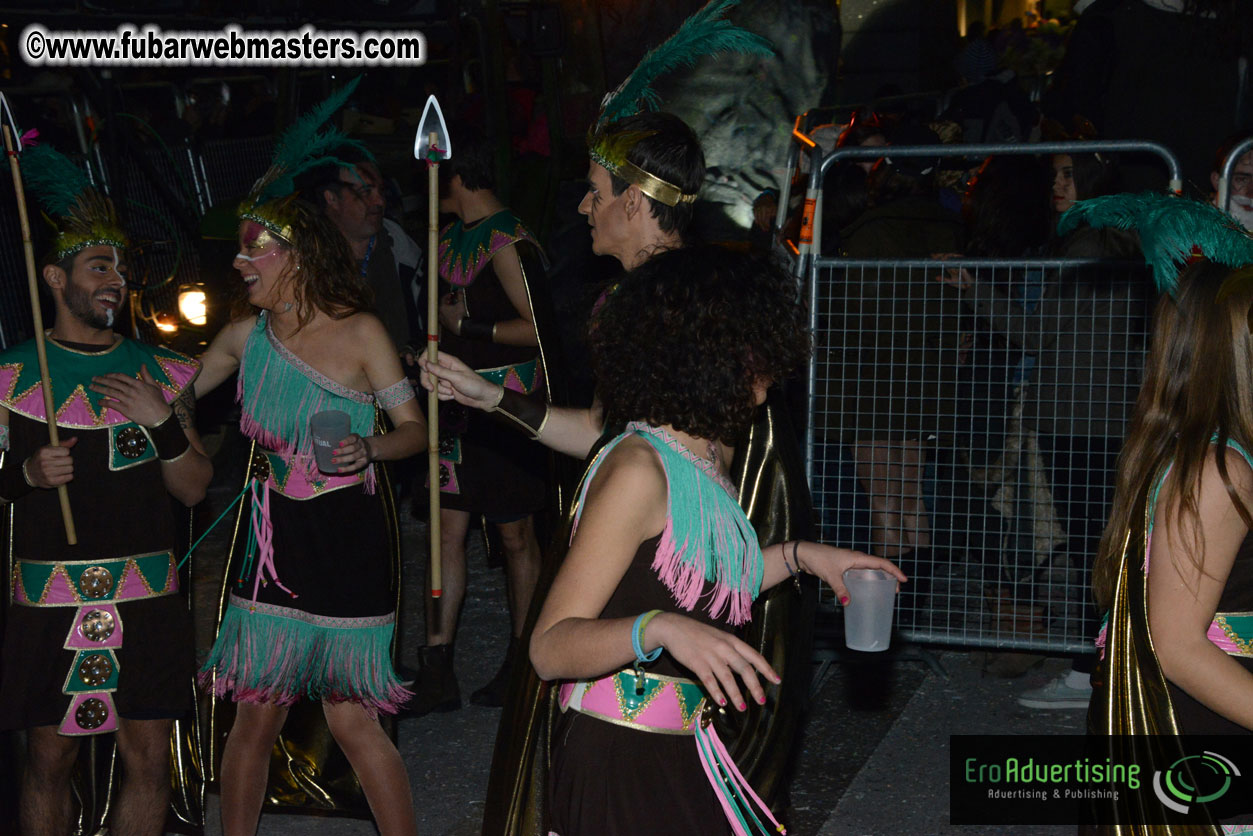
[200, 313, 412, 715]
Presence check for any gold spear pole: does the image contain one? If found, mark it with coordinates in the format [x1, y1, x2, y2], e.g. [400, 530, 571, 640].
[3, 124, 77, 544]
[416, 94, 450, 600]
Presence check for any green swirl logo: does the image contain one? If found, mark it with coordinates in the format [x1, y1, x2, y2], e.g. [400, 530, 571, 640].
[1152, 752, 1240, 814]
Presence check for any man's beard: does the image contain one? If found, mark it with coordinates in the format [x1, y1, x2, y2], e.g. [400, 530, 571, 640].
[65, 281, 114, 329]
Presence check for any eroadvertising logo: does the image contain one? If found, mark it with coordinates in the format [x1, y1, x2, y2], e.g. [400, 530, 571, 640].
[950, 736, 1251, 826]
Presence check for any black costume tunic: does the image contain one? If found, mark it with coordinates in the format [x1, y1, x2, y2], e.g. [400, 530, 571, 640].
[436, 209, 548, 515]
[0, 336, 197, 732]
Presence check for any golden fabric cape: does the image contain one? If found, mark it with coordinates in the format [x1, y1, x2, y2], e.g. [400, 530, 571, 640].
[480, 389, 816, 835]
[1087, 495, 1222, 835]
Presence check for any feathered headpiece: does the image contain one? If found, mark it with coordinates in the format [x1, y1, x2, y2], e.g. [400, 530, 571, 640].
[587, 0, 773, 207]
[238, 76, 371, 243]
[1057, 192, 1253, 296]
[22, 142, 128, 260]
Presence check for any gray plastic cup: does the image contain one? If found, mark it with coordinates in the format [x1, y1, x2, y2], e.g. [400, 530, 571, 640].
[842, 568, 897, 652]
[309, 410, 352, 474]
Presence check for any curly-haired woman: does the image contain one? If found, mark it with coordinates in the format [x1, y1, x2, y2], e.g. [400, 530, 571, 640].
[195, 199, 425, 836]
[527, 245, 905, 835]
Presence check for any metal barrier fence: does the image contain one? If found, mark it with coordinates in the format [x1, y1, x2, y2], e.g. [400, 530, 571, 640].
[1217, 135, 1253, 217]
[798, 139, 1181, 653]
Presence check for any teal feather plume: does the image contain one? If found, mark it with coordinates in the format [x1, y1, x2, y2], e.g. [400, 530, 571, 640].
[598, 0, 774, 127]
[1057, 192, 1253, 295]
[21, 143, 92, 218]
[256, 76, 373, 201]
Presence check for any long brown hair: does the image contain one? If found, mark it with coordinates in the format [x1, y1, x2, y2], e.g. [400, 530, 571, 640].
[233, 199, 372, 329]
[1093, 260, 1253, 610]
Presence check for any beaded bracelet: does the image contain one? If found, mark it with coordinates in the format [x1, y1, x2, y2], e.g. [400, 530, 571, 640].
[632, 609, 663, 664]
[631, 609, 663, 695]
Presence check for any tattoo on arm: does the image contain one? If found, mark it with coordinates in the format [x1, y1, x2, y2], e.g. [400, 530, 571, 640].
[173, 390, 195, 430]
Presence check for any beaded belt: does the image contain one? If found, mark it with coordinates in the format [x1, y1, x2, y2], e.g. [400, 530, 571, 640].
[1098, 610, 1253, 660]
[11, 551, 177, 736]
[559, 668, 787, 835]
[559, 668, 706, 734]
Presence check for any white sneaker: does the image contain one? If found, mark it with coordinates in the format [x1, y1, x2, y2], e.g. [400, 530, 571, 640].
[1017, 674, 1092, 709]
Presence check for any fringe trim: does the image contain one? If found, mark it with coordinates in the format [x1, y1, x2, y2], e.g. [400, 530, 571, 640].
[200, 599, 410, 717]
[695, 720, 787, 835]
[237, 314, 378, 494]
[572, 424, 762, 626]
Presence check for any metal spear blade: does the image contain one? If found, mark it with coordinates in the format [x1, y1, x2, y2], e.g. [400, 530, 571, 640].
[414, 94, 451, 163]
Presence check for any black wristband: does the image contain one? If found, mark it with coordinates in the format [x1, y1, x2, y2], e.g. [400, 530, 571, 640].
[459, 317, 495, 342]
[0, 457, 36, 502]
[147, 412, 191, 461]
[489, 389, 549, 440]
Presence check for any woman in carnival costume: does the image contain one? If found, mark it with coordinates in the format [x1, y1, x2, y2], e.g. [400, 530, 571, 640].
[528, 244, 905, 836]
[1071, 193, 1253, 833]
[194, 78, 425, 836]
[419, 5, 825, 830]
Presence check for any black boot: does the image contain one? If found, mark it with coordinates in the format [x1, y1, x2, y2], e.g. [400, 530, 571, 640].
[403, 644, 460, 717]
[470, 636, 519, 707]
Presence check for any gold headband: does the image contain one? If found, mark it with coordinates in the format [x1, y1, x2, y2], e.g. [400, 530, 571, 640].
[612, 158, 699, 207]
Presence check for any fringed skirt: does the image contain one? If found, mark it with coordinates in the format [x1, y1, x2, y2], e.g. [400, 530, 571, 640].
[200, 484, 408, 716]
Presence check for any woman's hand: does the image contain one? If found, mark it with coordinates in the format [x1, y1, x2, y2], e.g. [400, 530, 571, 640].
[417, 351, 504, 411]
[796, 543, 907, 606]
[648, 612, 781, 712]
[931, 253, 974, 290]
[438, 290, 467, 333]
[331, 433, 372, 473]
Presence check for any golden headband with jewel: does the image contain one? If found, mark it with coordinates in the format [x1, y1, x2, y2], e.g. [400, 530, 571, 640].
[238, 194, 295, 246]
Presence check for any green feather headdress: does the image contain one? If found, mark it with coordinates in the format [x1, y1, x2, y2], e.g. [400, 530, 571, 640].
[587, 0, 773, 207]
[239, 76, 372, 243]
[22, 143, 128, 260]
[1057, 192, 1253, 296]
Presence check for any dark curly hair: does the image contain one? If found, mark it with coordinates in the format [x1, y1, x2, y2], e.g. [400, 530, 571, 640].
[590, 245, 810, 444]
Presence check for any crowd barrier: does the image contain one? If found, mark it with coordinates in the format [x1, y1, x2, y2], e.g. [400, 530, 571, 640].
[787, 136, 1184, 653]
[1217, 135, 1253, 217]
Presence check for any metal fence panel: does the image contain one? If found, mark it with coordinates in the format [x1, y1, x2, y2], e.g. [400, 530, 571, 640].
[116, 146, 203, 342]
[196, 136, 275, 208]
[796, 139, 1181, 653]
[808, 256, 1152, 652]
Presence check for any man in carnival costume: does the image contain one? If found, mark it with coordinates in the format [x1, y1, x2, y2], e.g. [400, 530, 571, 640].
[0, 141, 212, 836]
[420, 3, 818, 832]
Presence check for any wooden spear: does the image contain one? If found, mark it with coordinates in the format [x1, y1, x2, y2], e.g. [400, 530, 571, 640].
[2, 123, 77, 544]
[415, 95, 451, 599]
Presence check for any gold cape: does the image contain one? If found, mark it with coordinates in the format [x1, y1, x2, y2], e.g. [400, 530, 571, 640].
[1087, 497, 1222, 835]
